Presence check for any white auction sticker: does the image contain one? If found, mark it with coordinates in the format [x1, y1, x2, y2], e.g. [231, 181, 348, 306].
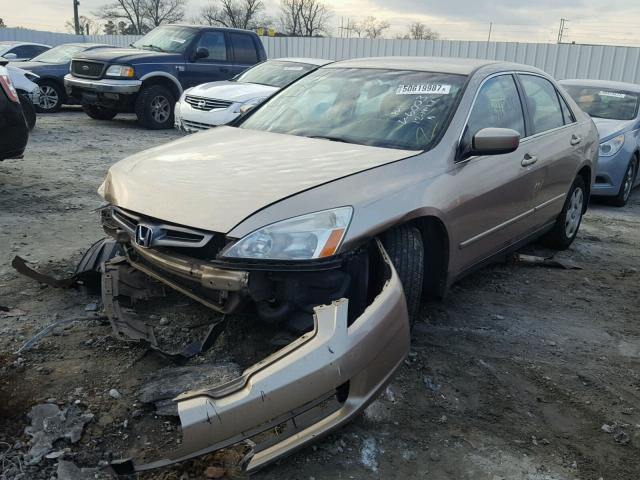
[283, 66, 304, 71]
[599, 91, 626, 98]
[395, 84, 451, 95]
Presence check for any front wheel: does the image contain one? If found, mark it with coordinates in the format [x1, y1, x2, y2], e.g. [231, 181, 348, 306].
[381, 225, 424, 326]
[82, 104, 118, 120]
[611, 157, 637, 207]
[36, 80, 64, 113]
[541, 176, 586, 250]
[135, 84, 175, 130]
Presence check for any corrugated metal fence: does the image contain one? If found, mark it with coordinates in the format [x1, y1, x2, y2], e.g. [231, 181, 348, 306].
[3, 27, 640, 83]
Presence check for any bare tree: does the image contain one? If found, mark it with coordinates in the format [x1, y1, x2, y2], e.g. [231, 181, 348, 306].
[407, 21, 439, 40]
[144, 0, 186, 27]
[280, 0, 331, 37]
[358, 16, 390, 39]
[97, 0, 148, 34]
[199, 0, 264, 29]
[0, 18, 6, 28]
[65, 15, 97, 35]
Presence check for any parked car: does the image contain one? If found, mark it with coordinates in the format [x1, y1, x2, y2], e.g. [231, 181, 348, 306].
[175, 57, 332, 132]
[560, 79, 640, 206]
[64, 24, 267, 129]
[7, 64, 40, 129]
[13, 43, 112, 113]
[0, 61, 29, 160]
[0, 41, 50, 62]
[97, 57, 596, 475]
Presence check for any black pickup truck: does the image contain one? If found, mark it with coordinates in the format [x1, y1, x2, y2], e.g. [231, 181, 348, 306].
[64, 25, 266, 129]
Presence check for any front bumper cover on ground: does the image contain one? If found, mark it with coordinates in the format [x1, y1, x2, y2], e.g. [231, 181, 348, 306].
[108, 239, 410, 475]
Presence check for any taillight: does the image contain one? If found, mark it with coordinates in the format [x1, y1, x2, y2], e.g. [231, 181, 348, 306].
[0, 74, 20, 103]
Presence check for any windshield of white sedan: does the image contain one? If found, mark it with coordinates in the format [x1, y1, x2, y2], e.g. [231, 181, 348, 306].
[240, 68, 467, 150]
[563, 85, 639, 120]
[32, 45, 85, 63]
[237, 61, 316, 88]
[131, 26, 196, 53]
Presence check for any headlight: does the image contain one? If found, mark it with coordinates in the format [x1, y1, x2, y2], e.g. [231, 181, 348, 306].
[105, 65, 135, 78]
[599, 134, 625, 157]
[221, 207, 353, 260]
[235, 96, 267, 114]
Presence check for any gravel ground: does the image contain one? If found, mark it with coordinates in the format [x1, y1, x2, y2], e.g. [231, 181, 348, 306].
[1, 110, 639, 480]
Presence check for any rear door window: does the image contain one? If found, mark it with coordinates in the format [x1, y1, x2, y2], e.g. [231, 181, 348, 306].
[11, 45, 37, 58]
[518, 74, 565, 134]
[196, 32, 227, 62]
[467, 74, 526, 138]
[230, 33, 258, 64]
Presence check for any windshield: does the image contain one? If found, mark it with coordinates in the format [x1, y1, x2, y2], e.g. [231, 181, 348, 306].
[32, 44, 86, 63]
[237, 61, 317, 88]
[240, 68, 467, 150]
[131, 26, 197, 53]
[563, 85, 639, 120]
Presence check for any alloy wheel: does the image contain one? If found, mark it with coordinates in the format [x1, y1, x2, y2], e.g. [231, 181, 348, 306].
[622, 161, 636, 202]
[39, 85, 59, 111]
[565, 187, 584, 238]
[150, 95, 170, 124]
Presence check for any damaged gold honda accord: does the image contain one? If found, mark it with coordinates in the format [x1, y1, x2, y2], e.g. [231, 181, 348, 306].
[91, 57, 597, 474]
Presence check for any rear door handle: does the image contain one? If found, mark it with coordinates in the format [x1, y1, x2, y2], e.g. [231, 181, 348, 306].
[570, 135, 582, 146]
[521, 154, 538, 167]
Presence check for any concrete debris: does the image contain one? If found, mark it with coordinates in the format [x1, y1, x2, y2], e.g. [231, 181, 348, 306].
[56, 460, 114, 480]
[601, 424, 614, 434]
[423, 375, 441, 392]
[360, 437, 378, 472]
[24, 403, 93, 465]
[138, 362, 242, 416]
[108, 389, 121, 399]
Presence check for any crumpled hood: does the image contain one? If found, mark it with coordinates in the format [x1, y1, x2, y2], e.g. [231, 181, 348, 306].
[186, 81, 278, 103]
[99, 127, 415, 233]
[592, 117, 634, 142]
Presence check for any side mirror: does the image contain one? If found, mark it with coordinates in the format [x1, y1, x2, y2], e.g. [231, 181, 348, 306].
[194, 47, 209, 60]
[460, 127, 520, 160]
[3, 53, 17, 60]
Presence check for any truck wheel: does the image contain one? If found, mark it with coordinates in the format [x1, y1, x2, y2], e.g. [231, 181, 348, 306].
[540, 175, 586, 250]
[381, 225, 424, 326]
[18, 93, 36, 130]
[611, 156, 637, 207]
[135, 84, 175, 130]
[82, 104, 118, 120]
[36, 80, 63, 113]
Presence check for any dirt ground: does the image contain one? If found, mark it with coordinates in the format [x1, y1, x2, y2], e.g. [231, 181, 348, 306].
[1, 110, 639, 480]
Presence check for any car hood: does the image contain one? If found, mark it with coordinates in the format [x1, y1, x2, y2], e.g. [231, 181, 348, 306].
[9, 61, 55, 71]
[186, 81, 279, 103]
[592, 117, 635, 141]
[74, 48, 181, 63]
[99, 127, 416, 233]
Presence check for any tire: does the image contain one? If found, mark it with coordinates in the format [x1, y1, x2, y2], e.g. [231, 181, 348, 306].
[541, 176, 586, 250]
[18, 93, 36, 130]
[82, 104, 118, 120]
[611, 156, 637, 207]
[36, 80, 64, 113]
[381, 225, 424, 325]
[134, 84, 175, 130]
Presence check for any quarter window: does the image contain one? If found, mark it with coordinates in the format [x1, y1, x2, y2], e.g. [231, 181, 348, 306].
[519, 74, 565, 134]
[558, 93, 576, 124]
[467, 74, 526, 139]
[196, 32, 227, 61]
[230, 33, 258, 64]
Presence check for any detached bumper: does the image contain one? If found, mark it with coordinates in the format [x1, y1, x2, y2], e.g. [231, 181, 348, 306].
[110, 240, 410, 474]
[64, 75, 142, 95]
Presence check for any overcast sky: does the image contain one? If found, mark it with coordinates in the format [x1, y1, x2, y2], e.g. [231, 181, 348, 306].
[1, 0, 640, 46]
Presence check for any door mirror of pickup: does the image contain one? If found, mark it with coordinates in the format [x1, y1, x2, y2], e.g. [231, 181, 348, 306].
[458, 127, 520, 161]
[194, 47, 209, 60]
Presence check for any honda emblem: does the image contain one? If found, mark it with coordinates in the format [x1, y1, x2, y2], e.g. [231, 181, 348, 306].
[135, 224, 154, 248]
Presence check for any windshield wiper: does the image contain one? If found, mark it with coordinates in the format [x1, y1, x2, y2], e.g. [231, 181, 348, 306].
[306, 135, 351, 144]
[138, 44, 167, 52]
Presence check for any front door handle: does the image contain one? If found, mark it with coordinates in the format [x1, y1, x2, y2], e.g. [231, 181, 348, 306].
[570, 135, 582, 146]
[521, 154, 538, 167]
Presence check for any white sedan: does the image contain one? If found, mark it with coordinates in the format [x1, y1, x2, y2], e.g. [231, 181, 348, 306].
[174, 57, 331, 132]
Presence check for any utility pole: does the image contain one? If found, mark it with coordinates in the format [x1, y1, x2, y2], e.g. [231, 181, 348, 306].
[73, 0, 81, 35]
[487, 21, 493, 42]
[557, 18, 568, 44]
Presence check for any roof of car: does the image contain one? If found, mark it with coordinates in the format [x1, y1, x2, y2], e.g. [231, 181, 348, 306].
[326, 56, 543, 75]
[0, 41, 51, 47]
[57, 43, 112, 49]
[559, 78, 640, 92]
[272, 57, 332, 66]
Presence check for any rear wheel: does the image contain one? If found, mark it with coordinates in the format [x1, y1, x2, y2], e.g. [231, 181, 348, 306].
[18, 93, 36, 130]
[36, 80, 64, 113]
[135, 84, 175, 129]
[381, 225, 424, 326]
[82, 104, 118, 120]
[611, 157, 637, 207]
[541, 176, 586, 250]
